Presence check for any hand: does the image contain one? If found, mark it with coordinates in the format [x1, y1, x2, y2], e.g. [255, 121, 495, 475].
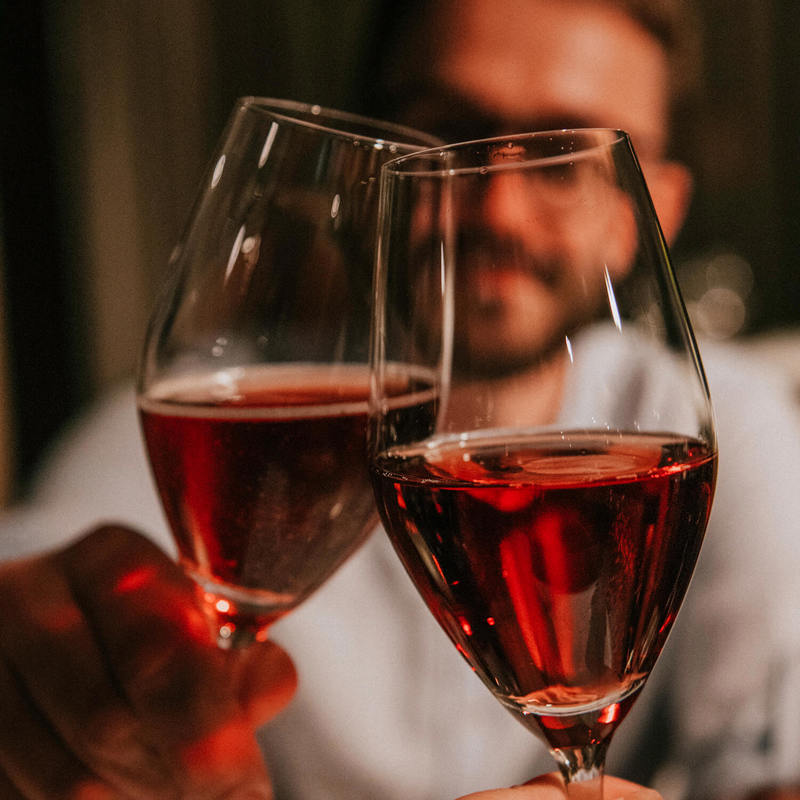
[0, 525, 297, 799]
[457, 773, 661, 799]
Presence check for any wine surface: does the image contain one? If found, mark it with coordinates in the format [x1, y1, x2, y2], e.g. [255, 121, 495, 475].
[139, 364, 378, 627]
[371, 431, 716, 745]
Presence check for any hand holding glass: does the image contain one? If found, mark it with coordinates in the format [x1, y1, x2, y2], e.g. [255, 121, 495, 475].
[137, 98, 437, 648]
[368, 131, 717, 796]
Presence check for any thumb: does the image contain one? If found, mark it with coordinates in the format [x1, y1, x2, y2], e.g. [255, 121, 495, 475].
[183, 643, 295, 799]
[457, 773, 662, 800]
[235, 640, 298, 728]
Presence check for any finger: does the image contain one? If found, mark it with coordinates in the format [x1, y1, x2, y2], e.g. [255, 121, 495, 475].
[60, 526, 224, 736]
[0, 543, 166, 796]
[456, 773, 662, 800]
[235, 641, 298, 729]
[61, 526, 273, 798]
[0, 649, 99, 799]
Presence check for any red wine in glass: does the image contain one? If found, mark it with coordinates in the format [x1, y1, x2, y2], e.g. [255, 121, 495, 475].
[140, 364, 378, 645]
[137, 98, 439, 648]
[372, 431, 716, 751]
[370, 129, 718, 794]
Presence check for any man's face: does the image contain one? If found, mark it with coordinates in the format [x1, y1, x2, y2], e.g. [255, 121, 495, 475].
[392, 0, 671, 372]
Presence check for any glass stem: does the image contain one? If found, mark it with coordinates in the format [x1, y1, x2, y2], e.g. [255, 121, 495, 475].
[551, 743, 608, 799]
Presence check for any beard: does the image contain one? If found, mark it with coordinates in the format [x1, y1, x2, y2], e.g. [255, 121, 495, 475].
[411, 227, 605, 379]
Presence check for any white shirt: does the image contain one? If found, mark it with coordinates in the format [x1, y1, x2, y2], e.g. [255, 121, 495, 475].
[2, 337, 799, 799]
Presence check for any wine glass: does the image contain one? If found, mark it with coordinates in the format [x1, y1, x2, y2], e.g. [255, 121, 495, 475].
[137, 97, 438, 649]
[368, 130, 717, 796]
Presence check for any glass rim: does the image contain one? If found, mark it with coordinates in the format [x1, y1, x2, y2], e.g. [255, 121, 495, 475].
[236, 96, 442, 153]
[381, 128, 631, 177]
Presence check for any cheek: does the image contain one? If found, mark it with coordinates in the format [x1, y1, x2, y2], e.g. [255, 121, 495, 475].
[565, 192, 637, 292]
[601, 193, 638, 279]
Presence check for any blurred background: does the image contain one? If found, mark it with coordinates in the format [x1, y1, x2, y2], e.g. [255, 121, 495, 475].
[0, 0, 799, 504]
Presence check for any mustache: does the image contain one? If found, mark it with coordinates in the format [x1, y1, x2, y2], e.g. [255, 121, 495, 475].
[410, 228, 563, 288]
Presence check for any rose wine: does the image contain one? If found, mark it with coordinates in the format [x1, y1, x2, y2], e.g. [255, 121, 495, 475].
[371, 431, 716, 747]
[139, 364, 380, 642]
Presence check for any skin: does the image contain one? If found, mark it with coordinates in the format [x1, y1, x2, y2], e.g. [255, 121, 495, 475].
[457, 773, 661, 799]
[393, 0, 692, 380]
[393, 0, 691, 215]
[0, 526, 296, 799]
[423, 0, 670, 155]
[407, 137, 639, 383]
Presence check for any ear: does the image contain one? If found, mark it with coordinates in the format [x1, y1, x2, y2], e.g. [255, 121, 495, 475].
[643, 160, 693, 245]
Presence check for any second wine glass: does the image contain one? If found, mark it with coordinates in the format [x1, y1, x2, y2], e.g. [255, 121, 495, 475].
[137, 97, 438, 648]
[368, 130, 717, 796]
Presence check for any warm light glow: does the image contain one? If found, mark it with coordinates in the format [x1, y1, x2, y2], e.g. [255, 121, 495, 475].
[219, 624, 234, 639]
[215, 598, 231, 614]
[598, 702, 621, 724]
[180, 717, 262, 776]
[113, 565, 158, 594]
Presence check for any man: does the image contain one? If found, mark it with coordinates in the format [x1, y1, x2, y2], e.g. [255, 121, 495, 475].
[254, 3, 800, 797]
[1, 0, 799, 798]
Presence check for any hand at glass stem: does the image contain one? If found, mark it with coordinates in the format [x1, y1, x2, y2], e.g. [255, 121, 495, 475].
[0, 525, 297, 799]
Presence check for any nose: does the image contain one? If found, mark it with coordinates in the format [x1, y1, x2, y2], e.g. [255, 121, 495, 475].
[481, 171, 536, 237]
[470, 169, 567, 259]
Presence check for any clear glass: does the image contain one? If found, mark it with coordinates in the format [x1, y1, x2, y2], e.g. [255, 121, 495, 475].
[368, 130, 718, 796]
[137, 97, 439, 648]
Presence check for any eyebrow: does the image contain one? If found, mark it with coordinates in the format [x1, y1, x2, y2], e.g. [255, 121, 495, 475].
[386, 80, 664, 160]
